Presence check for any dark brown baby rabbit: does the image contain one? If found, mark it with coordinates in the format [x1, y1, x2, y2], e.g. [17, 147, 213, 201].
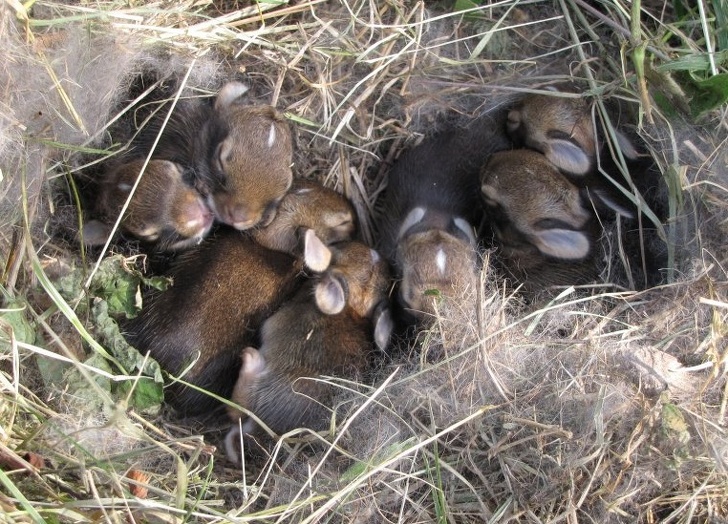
[82, 158, 214, 251]
[125, 181, 356, 415]
[480, 149, 598, 294]
[377, 110, 511, 321]
[225, 240, 392, 459]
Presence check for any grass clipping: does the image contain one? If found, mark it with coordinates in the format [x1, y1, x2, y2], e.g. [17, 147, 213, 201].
[1, 0, 728, 522]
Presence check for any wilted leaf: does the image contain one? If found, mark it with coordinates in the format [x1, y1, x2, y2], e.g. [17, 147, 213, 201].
[91, 299, 163, 383]
[89, 255, 152, 318]
[23, 452, 45, 470]
[55, 255, 171, 319]
[126, 469, 151, 498]
[63, 352, 113, 413]
[661, 402, 690, 444]
[91, 299, 164, 413]
[36, 354, 71, 391]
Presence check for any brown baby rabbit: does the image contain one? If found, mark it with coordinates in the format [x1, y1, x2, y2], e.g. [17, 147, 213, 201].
[125, 181, 356, 415]
[225, 240, 392, 458]
[506, 92, 598, 177]
[251, 178, 356, 266]
[132, 81, 293, 231]
[210, 84, 294, 229]
[480, 149, 598, 293]
[82, 158, 214, 251]
[377, 110, 511, 322]
[394, 208, 479, 319]
[506, 89, 646, 217]
[506, 90, 669, 288]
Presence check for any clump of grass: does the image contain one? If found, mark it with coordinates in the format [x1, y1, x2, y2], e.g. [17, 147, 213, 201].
[1, 0, 727, 522]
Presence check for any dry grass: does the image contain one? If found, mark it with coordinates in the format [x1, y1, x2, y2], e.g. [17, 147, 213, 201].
[1, 0, 727, 522]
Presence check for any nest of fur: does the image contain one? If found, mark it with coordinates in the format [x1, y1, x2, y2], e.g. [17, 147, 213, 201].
[1, 0, 727, 522]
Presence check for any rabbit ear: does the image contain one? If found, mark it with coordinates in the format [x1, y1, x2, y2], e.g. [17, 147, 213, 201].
[224, 426, 243, 465]
[215, 82, 250, 111]
[315, 274, 347, 315]
[373, 302, 394, 352]
[81, 219, 113, 246]
[545, 140, 592, 176]
[452, 217, 477, 245]
[242, 347, 266, 375]
[590, 188, 636, 219]
[398, 207, 426, 239]
[303, 228, 332, 272]
[531, 228, 591, 260]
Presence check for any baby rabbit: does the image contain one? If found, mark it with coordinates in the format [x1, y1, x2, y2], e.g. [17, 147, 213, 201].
[225, 240, 392, 452]
[393, 208, 479, 319]
[506, 89, 646, 218]
[125, 181, 356, 415]
[506, 90, 669, 288]
[377, 110, 511, 321]
[251, 179, 356, 261]
[133, 81, 293, 231]
[480, 149, 597, 293]
[82, 158, 214, 251]
[506, 92, 598, 177]
[210, 85, 294, 229]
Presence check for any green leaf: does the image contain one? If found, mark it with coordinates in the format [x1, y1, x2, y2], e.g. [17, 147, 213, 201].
[714, 0, 727, 51]
[0, 301, 36, 347]
[453, 0, 483, 19]
[652, 91, 678, 118]
[656, 50, 728, 73]
[116, 379, 164, 414]
[63, 352, 113, 413]
[90, 299, 164, 413]
[339, 438, 417, 483]
[56, 255, 171, 319]
[88, 255, 153, 318]
[36, 354, 71, 391]
[687, 73, 728, 117]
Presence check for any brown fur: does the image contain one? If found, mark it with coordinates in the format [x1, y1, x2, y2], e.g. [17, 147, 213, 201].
[481, 149, 597, 293]
[125, 181, 357, 415]
[211, 87, 294, 230]
[226, 241, 392, 445]
[505, 92, 670, 289]
[83, 158, 214, 251]
[507, 93, 596, 176]
[251, 179, 355, 255]
[126, 82, 294, 232]
[506, 90, 646, 217]
[396, 210, 479, 319]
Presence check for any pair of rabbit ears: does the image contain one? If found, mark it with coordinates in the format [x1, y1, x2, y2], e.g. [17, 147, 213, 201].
[304, 229, 393, 352]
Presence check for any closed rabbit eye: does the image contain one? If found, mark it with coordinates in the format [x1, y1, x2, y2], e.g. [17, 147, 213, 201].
[533, 218, 580, 231]
[547, 129, 580, 143]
